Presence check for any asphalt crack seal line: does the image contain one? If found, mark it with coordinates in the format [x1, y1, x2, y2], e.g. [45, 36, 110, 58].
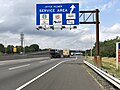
[16, 60, 71, 90]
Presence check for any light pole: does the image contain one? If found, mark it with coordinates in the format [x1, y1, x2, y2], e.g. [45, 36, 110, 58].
[20, 32, 24, 54]
[23, 39, 25, 55]
[4, 40, 7, 55]
[91, 29, 93, 59]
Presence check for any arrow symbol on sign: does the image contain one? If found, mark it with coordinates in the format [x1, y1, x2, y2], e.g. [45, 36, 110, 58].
[70, 5, 75, 14]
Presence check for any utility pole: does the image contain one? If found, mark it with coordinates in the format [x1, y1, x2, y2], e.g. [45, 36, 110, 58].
[20, 32, 24, 54]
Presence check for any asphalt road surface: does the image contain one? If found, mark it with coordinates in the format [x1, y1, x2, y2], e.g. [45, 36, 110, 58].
[0, 56, 103, 90]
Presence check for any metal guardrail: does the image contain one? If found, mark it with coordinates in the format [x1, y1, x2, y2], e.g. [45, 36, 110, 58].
[84, 60, 120, 89]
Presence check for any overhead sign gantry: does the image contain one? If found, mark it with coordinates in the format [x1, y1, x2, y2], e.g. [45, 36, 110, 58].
[35, 3, 101, 67]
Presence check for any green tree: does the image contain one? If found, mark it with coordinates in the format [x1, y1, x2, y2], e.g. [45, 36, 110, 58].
[86, 49, 91, 56]
[29, 44, 39, 52]
[92, 36, 120, 57]
[25, 46, 30, 53]
[6, 45, 14, 54]
[0, 43, 5, 54]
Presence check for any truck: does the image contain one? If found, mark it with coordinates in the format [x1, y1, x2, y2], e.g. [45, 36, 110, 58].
[50, 49, 61, 58]
[63, 49, 70, 58]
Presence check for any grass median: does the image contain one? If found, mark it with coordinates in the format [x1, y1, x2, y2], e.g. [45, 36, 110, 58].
[86, 56, 120, 78]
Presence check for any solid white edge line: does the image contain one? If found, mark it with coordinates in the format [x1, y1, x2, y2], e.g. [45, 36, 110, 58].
[16, 60, 69, 90]
[9, 64, 30, 70]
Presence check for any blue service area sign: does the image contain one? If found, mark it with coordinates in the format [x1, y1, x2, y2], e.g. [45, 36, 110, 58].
[36, 3, 79, 26]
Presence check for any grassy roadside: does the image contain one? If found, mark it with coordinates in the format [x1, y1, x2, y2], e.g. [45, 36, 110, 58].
[86, 56, 120, 78]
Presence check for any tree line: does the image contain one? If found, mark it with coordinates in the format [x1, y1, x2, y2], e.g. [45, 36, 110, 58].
[0, 44, 40, 55]
[86, 36, 120, 57]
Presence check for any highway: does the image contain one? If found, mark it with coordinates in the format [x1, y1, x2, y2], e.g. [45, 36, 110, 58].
[0, 56, 103, 90]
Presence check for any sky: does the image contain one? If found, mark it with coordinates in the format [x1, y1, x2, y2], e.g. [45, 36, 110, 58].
[0, 0, 120, 50]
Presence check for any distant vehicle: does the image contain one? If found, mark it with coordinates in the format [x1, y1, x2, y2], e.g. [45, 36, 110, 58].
[50, 49, 61, 58]
[20, 52, 23, 55]
[75, 52, 83, 56]
[63, 49, 70, 58]
[70, 52, 74, 56]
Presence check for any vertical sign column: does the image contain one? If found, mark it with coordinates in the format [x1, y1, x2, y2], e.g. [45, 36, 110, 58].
[118, 43, 120, 62]
[116, 42, 120, 70]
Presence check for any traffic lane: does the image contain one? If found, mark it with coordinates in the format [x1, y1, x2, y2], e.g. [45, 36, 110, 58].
[22, 60, 103, 90]
[0, 58, 63, 80]
[0, 57, 50, 76]
[0, 57, 50, 65]
[0, 57, 50, 69]
[70, 55, 85, 61]
[0, 54, 49, 61]
[0, 58, 71, 90]
[0, 57, 72, 73]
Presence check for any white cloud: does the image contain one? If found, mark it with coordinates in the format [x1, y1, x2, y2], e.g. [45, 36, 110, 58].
[101, 0, 117, 11]
[0, 0, 119, 50]
[101, 23, 120, 34]
[100, 23, 120, 41]
[116, 9, 120, 12]
[0, 19, 4, 23]
[0, 27, 94, 50]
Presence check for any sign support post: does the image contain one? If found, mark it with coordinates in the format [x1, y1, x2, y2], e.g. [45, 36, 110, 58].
[79, 9, 101, 67]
